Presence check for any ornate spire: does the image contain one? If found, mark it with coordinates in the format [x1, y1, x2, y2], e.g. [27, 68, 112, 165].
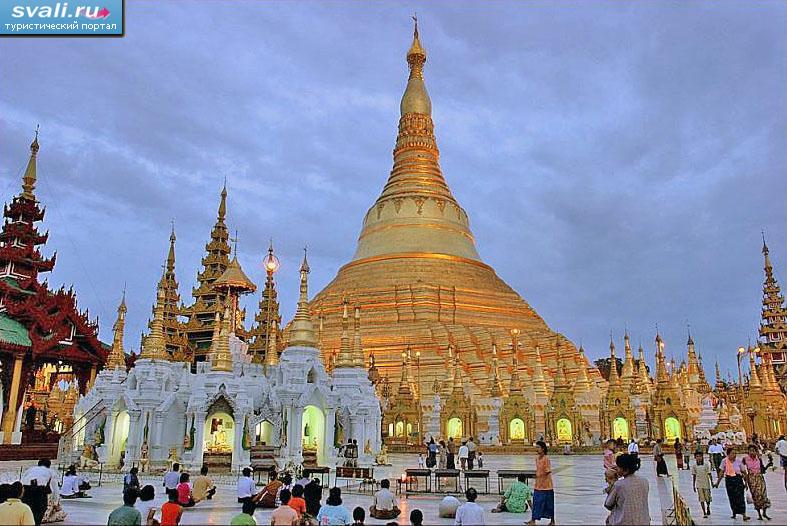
[574, 344, 591, 395]
[655, 332, 668, 383]
[140, 285, 169, 361]
[621, 331, 635, 389]
[553, 336, 569, 389]
[508, 329, 524, 394]
[398, 351, 413, 396]
[264, 319, 279, 368]
[181, 184, 233, 358]
[249, 242, 281, 362]
[106, 291, 128, 370]
[490, 343, 501, 397]
[748, 347, 761, 389]
[352, 305, 364, 367]
[758, 233, 787, 372]
[335, 299, 353, 368]
[715, 360, 723, 389]
[154, 225, 188, 360]
[635, 344, 651, 394]
[686, 326, 702, 387]
[451, 349, 465, 395]
[608, 336, 621, 387]
[210, 303, 233, 372]
[288, 248, 317, 348]
[351, 19, 480, 263]
[532, 341, 548, 398]
[22, 127, 39, 201]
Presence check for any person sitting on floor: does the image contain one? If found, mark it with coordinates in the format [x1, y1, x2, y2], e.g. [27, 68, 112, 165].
[288, 484, 306, 517]
[492, 473, 532, 513]
[176, 472, 196, 508]
[161, 490, 183, 526]
[254, 470, 283, 509]
[191, 465, 216, 503]
[352, 506, 365, 526]
[368, 479, 400, 520]
[61, 465, 91, 499]
[230, 500, 257, 526]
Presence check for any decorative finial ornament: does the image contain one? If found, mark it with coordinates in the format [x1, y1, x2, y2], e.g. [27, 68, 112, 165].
[106, 290, 128, 370]
[21, 126, 40, 201]
[401, 15, 431, 116]
[218, 183, 227, 221]
[288, 246, 317, 348]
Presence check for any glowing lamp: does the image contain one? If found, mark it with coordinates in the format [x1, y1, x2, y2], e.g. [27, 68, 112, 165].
[263, 250, 280, 274]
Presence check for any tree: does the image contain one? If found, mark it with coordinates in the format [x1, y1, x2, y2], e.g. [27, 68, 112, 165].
[594, 357, 623, 382]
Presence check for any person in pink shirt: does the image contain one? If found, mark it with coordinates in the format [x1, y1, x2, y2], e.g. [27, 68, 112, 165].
[603, 440, 618, 494]
[176, 473, 195, 508]
[742, 444, 771, 520]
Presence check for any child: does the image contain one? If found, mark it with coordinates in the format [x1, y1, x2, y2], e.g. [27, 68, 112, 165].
[161, 490, 183, 526]
[417, 453, 425, 469]
[477, 451, 484, 469]
[691, 452, 712, 518]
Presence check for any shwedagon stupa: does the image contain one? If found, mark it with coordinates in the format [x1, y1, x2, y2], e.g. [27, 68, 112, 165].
[306, 22, 604, 398]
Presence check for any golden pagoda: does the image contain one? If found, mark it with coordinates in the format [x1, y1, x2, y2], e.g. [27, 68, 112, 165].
[305, 20, 600, 410]
[155, 225, 189, 361]
[758, 235, 787, 390]
[182, 185, 232, 360]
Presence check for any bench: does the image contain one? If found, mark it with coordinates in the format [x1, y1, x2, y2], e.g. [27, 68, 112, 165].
[333, 466, 374, 490]
[464, 469, 490, 494]
[434, 468, 461, 493]
[497, 469, 536, 494]
[404, 468, 432, 493]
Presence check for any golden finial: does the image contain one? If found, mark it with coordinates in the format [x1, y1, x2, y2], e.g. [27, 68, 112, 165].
[139, 286, 169, 361]
[218, 182, 227, 221]
[288, 246, 317, 348]
[106, 290, 128, 370]
[408, 13, 426, 61]
[21, 125, 40, 201]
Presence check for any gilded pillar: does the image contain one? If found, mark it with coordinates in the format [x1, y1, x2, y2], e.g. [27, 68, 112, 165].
[2, 355, 24, 444]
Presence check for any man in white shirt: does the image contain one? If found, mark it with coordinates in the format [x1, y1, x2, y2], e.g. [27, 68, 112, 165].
[627, 439, 639, 455]
[455, 488, 484, 525]
[163, 463, 181, 499]
[21, 458, 59, 525]
[237, 467, 257, 504]
[707, 439, 724, 475]
[775, 434, 787, 490]
[466, 437, 477, 470]
[369, 478, 400, 519]
[458, 442, 469, 471]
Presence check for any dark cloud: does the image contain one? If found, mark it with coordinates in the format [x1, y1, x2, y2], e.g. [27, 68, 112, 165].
[0, 1, 784, 373]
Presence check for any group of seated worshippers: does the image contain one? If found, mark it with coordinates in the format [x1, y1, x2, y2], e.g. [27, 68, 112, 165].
[60, 465, 91, 499]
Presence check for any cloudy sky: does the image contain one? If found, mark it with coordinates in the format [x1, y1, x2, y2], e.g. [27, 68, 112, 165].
[1, 1, 785, 375]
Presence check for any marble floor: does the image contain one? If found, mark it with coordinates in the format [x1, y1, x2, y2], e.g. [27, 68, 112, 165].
[2, 454, 785, 525]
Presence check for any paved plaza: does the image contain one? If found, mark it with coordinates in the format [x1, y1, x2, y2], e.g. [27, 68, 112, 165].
[2, 453, 785, 525]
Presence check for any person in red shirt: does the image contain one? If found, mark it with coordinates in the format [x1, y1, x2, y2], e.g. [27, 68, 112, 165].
[288, 484, 306, 517]
[161, 491, 183, 526]
[176, 473, 195, 508]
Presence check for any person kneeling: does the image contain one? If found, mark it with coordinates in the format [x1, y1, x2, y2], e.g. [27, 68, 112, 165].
[61, 465, 91, 499]
[369, 479, 400, 520]
[492, 474, 532, 513]
[176, 473, 196, 508]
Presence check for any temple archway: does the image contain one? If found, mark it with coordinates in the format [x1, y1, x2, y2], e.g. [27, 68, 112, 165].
[612, 417, 629, 441]
[509, 418, 526, 441]
[556, 418, 573, 443]
[204, 411, 234, 453]
[395, 421, 404, 438]
[301, 405, 325, 454]
[664, 416, 681, 444]
[111, 410, 129, 461]
[254, 420, 273, 445]
[447, 417, 463, 439]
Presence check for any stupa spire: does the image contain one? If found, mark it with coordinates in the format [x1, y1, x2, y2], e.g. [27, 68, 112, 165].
[154, 225, 188, 359]
[264, 319, 279, 368]
[508, 329, 524, 394]
[532, 341, 549, 398]
[758, 233, 787, 373]
[21, 127, 39, 201]
[608, 336, 621, 387]
[621, 331, 635, 389]
[106, 291, 128, 370]
[490, 343, 501, 397]
[748, 347, 761, 389]
[635, 344, 651, 394]
[335, 299, 353, 368]
[574, 344, 591, 395]
[249, 242, 281, 362]
[140, 285, 169, 361]
[352, 305, 364, 367]
[288, 248, 317, 348]
[351, 20, 479, 263]
[210, 303, 233, 372]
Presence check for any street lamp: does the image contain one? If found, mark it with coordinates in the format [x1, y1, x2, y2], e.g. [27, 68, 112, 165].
[737, 347, 746, 400]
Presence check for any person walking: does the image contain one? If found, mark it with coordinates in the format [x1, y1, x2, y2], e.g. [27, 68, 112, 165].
[447, 438, 456, 470]
[708, 438, 724, 480]
[604, 453, 650, 526]
[691, 452, 713, 518]
[426, 437, 438, 468]
[527, 441, 554, 526]
[674, 438, 684, 470]
[438, 440, 447, 469]
[742, 444, 772, 520]
[653, 439, 669, 477]
[20, 459, 58, 526]
[0, 482, 35, 526]
[316, 487, 352, 525]
[776, 434, 787, 491]
[455, 488, 484, 526]
[466, 437, 477, 470]
[458, 441, 469, 471]
[714, 447, 750, 521]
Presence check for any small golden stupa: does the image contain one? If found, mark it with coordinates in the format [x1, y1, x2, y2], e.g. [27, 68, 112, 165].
[307, 21, 601, 394]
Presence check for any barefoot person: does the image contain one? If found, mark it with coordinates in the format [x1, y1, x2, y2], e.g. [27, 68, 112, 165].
[369, 479, 400, 520]
[492, 473, 531, 513]
[776, 435, 787, 491]
[604, 453, 650, 526]
[715, 447, 750, 521]
[527, 441, 554, 526]
[742, 444, 772, 520]
[691, 452, 713, 518]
